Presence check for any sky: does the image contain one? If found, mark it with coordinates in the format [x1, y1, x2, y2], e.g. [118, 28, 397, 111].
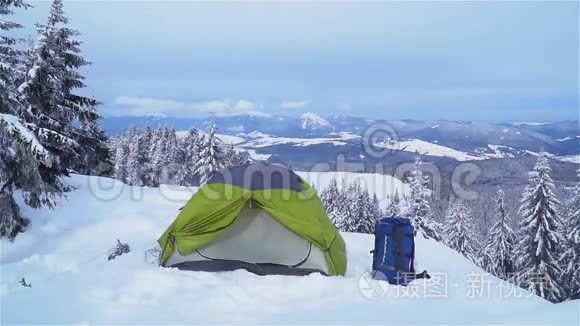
[16, 1, 580, 121]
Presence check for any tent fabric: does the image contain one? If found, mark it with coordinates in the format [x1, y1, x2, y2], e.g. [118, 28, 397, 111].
[164, 205, 330, 274]
[206, 163, 303, 191]
[158, 163, 347, 276]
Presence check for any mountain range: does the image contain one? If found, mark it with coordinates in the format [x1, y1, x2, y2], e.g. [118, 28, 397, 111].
[102, 113, 579, 166]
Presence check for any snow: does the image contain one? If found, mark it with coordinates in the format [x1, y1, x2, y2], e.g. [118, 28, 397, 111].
[176, 130, 246, 145]
[239, 132, 355, 148]
[524, 150, 580, 164]
[511, 122, 553, 126]
[0, 113, 50, 160]
[241, 149, 272, 161]
[1, 175, 577, 324]
[476, 144, 517, 159]
[556, 136, 580, 142]
[300, 112, 330, 129]
[377, 138, 482, 161]
[551, 154, 580, 164]
[295, 170, 408, 208]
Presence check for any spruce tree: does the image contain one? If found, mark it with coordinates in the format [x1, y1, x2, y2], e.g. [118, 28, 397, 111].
[443, 201, 479, 263]
[385, 190, 401, 217]
[19, 0, 109, 176]
[1, 0, 30, 111]
[336, 181, 376, 234]
[112, 132, 129, 183]
[371, 193, 383, 220]
[147, 126, 164, 186]
[480, 188, 516, 279]
[161, 126, 180, 184]
[320, 179, 345, 229]
[340, 181, 361, 232]
[223, 143, 250, 167]
[0, 0, 61, 239]
[407, 155, 441, 240]
[354, 185, 375, 233]
[125, 127, 148, 186]
[180, 127, 200, 185]
[561, 169, 580, 300]
[193, 116, 224, 184]
[516, 153, 564, 302]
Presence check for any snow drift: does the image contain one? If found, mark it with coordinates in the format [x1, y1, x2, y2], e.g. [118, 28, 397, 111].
[0, 174, 577, 324]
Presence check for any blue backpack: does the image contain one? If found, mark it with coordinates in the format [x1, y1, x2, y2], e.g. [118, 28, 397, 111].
[371, 217, 429, 285]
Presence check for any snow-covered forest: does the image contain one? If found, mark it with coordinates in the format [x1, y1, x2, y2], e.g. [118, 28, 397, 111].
[110, 118, 249, 187]
[316, 152, 580, 302]
[0, 0, 578, 317]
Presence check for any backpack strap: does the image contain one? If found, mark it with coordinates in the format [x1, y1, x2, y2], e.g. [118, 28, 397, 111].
[392, 223, 406, 272]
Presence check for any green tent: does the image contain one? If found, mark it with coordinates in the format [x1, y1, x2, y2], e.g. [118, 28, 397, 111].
[158, 163, 347, 276]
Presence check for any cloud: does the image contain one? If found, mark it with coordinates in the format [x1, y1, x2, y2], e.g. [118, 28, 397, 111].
[281, 100, 311, 109]
[336, 103, 351, 112]
[110, 96, 268, 118]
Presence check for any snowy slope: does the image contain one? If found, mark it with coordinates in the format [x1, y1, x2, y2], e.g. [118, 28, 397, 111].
[379, 138, 483, 161]
[1, 175, 578, 324]
[175, 130, 246, 145]
[237, 131, 359, 148]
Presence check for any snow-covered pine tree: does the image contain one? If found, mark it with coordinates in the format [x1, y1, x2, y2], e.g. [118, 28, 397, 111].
[223, 143, 250, 167]
[74, 121, 111, 176]
[169, 127, 188, 186]
[338, 180, 375, 234]
[19, 0, 109, 175]
[384, 190, 401, 217]
[560, 169, 580, 300]
[193, 116, 224, 184]
[135, 124, 153, 185]
[112, 132, 129, 183]
[0, 0, 68, 240]
[319, 179, 345, 228]
[407, 155, 441, 240]
[443, 201, 480, 263]
[180, 126, 200, 186]
[480, 188, 516, 279]
[516, 153, 564, 303]
[371, 193, 383, 220]
[1, 0, 30, 110]
[146, 126, 164, 186]
[125, 127, 148, 186]
[339, 181, 360, 232]
[160, 126, 180, 184]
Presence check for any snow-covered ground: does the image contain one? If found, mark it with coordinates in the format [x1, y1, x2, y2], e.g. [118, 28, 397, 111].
[237, 131, 359, 148]
[378, 138, 580, 164]
[1, 175, 578, 324]
[379, 138, 483, 161]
